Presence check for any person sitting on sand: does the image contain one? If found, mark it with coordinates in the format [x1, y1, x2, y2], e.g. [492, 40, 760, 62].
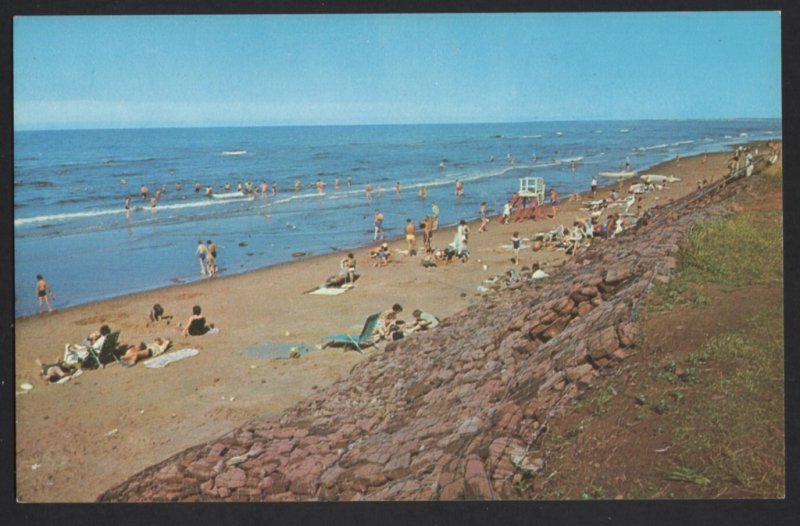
[119, 338, 172, 366]
[179, 305, 216, 336]
[370, 243, 391, 267]
[374, 304, 404, 341]
[405, 309, 440, 334]
[421, 253, 437, 268]
[149, 304, 173, 324]
[339, 253, 356, 283]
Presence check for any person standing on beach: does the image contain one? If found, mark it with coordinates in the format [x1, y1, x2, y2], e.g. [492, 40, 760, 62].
[195, 241, 209, 277]
[36, 275, 54, 313]
[431, 202, 440, 230]
[502, 201, 511, 224]
[374, 209, 385, 240]
[421, 216, 433, 252]
[512, 232, 521, 266]
[479, 202, 489, 233]
[405, 219, 417, 255]
[550, 189, 559, 218]
[591, 175, 598, 197]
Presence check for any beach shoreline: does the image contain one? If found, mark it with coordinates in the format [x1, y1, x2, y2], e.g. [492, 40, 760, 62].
[14, 139, 763, 323]
[14, 143, 775, 502]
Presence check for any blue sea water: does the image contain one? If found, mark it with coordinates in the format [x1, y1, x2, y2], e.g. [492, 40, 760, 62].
[14, 119, 781, 317]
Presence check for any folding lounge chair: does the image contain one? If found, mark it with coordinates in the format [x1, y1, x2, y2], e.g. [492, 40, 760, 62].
[84, 331, 120, 369]
[322, 312, 381, 352]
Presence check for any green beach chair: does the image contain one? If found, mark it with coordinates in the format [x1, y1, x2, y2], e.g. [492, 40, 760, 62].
[84, 331, 120, 369]
[322, 312, 381, 352]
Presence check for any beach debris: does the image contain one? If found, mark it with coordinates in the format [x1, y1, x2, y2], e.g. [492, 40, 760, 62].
[20, 383, 33, 391]
[292, 251, 307, 258]
[289, 347, 300, 359]
[285, 331, 291, 337]
[250, 365, 258, 369]
[106, 428, 119, 437]
[31, 464, 41, 470]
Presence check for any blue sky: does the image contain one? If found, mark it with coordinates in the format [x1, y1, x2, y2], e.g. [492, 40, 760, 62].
[14, 12, 782, 129]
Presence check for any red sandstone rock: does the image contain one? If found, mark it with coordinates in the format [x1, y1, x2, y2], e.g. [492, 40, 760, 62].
[215, 467, 247, 490]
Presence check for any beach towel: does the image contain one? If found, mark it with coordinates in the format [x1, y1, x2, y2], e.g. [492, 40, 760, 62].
[144, 348, 199, 369]
[309, 287, 349, 296]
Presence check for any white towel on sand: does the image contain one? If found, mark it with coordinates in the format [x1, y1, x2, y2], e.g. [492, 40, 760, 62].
[144, 348, 199, 369]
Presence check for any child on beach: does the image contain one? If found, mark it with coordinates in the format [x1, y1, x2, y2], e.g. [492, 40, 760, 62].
[370, 243, 390, 266]
[502, 201, 511, 224]
[591, 175, 598, 197]
[36, 274, 55, 313]
[512, 232, 521, 266]
[479, 202, 490, 233]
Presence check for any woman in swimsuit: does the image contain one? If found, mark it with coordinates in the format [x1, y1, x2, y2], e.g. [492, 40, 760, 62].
[181, 305, 213, 336]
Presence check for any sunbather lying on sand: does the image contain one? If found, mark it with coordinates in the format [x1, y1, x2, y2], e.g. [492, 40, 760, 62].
[119, 338, 172, 366]
[36, 358, 78, 383]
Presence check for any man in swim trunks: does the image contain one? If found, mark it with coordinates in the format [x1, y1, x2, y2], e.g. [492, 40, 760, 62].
[405, 219, 417, 255]
[140, 184, 149, 200]
[36, 274, 54, 313]
[550, 189, 559, 218]
[374, 210, 385, 240]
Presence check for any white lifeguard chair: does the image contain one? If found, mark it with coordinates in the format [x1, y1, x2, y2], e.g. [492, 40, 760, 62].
[519, 176, 545, 206]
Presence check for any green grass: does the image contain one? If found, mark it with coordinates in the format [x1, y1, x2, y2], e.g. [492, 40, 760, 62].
[681, 211, 783, 286]
[666, 307, 785, 496]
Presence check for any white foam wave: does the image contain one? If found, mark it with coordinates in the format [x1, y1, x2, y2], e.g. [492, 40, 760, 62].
[221, 150, 247, 156]
[636, 143, 669, 151]
[15, 194, 254, 227]
[672, 140, 694, 146]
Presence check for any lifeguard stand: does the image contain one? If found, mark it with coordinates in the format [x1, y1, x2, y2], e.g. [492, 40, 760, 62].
[519, 176, 545, 206]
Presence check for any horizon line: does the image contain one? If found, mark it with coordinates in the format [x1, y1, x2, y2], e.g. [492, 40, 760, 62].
[14, 116, 783, 133]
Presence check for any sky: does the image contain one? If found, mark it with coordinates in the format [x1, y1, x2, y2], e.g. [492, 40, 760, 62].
[13, 12, 782, 130]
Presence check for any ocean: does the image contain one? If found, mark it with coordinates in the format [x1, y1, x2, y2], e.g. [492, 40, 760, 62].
[14, 119, 781, 317]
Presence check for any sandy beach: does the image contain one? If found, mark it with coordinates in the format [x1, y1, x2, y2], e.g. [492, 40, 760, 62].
[14, 147, 757, 502]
